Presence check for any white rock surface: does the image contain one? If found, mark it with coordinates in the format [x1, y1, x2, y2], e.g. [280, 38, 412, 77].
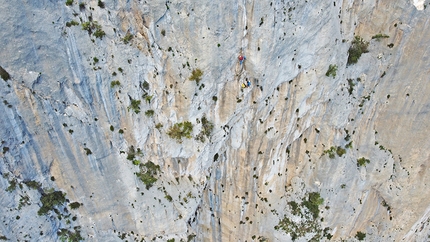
[0, 0, 430, 241]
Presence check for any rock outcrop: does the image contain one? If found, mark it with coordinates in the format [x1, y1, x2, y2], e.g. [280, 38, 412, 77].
[1, 0, 430, 241]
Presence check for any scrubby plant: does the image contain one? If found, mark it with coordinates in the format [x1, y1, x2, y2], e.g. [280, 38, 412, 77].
[6, 179, 17, 192]
[57, 227, 83, 242]
[66, 20, 79, 27]
[126, 146, 142, 161]
[145, 110, 154, 117]
[0, 66, 11, 81]
[347, 36, 369, 65]
[38, 190, 66, 216]
[155, 123, 163, 130]
[355, 231, 366, 241]
[65, 0, 73, 6]
[82, 21, 105, 39]
[94, 28, 106, 39]
[189, 69, 203, 84]
[110, 80, 121, 88]
[69, 202, 81, 209]
[24, 180, 41, 190]
[161, 29, 166, 36]
[302, 192, 324, 219]
[144, 95, 153, 103]
[79, 2, 85, 10]
[325, 64, 337, 78]
[98, 0, 105, 8]
[347, 79, 355, 95]
[196, 116, 214, 142]
[128, 99, 141, 114]
[93, 57, 99, 63]
[336, 146, 346, 157]
[132, 160, 141, 166]
[371, 33, 389, 40]
[122, 33, 133, 44]
[357, 157, 370, 167]
[84, 148, 92, 155]
[135, 161, 160, 189]
[167, 121, 193, 143]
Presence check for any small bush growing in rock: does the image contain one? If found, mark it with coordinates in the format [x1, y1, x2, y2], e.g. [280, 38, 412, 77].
[66, 0, 73, 6]
[0, 66, 11, 81]
[84, 148, 92, 155]
[189, 69, 203, 84]
[325, 64, 337, 78]
[167, 121, 193, 143]
[57, 227, 83, 242]
[24, 180, 41, 190]
[66, 20, 79, 27]
[135, 161, 160, 189]
[110, 80, 121, 88]
[97, 0, 105, 8]
[357, 157, 370, 167]
[122, 33, 133, 44]
[38, 191, 66, 216]
[371, 33, 389, 41]
[69, 202, 81, 209]
[145, 110, 154, 117]
[336, 146, 346, 157]
[355, 231, 366, 241]
[347, 36, 369, 65]
[196, 116, 214, 142]
[79, 2, 85, 11]
[302, 192, 324, 219]
[128, 99, 141, 114]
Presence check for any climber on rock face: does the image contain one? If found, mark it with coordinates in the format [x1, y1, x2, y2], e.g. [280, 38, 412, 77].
[247, 80, 251, 87]
[238, 55, 246, 65]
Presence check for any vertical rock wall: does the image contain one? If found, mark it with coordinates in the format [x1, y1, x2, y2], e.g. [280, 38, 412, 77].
[0, 0, 429, 241]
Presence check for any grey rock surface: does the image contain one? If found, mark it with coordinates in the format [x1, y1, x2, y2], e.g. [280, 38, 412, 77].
[1, 0, 430, 241]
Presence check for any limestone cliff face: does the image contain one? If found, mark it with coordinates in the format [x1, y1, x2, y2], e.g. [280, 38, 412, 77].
[1, 0, 430, 241]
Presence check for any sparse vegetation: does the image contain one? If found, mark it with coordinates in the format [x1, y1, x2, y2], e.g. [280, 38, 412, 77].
[0, 66, 11, 81]
[110, 80, 121, 88]
[38, 190, 66, 216]
[357, 157, 370, 167]
[355, 231, 366, 241]
[82, 21, 105, 39]
[6, 179, 17, 192]
[347, 36, 369, 65]
[69, 202, 81, 209]
[372, 33, 389, 40]
[126, 146, 142, 161]
[66, 20, 79, 27]
[347, 79, 355, 95]
[128, 99, 141, 114]
[97, 0, 105, 8]
[135, 161, 160, 189]
[196, 116, 214, 142]
[302, 192, 324, 219]
[57, 227, 83, 242]
[84, 148, 92, 155]
[161, 29, 166, 36]
[24, 180, 41, 190]
[66, 0, 73, 6]
[145, 110, 154, 117]
[276, 193, 325, 241]
[189, 69, 203, 84]
[167, 121, 193, 143]
[122, 33, 133, 44]
[325, 64, 337, 78]
[336, 146, 346, 157]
